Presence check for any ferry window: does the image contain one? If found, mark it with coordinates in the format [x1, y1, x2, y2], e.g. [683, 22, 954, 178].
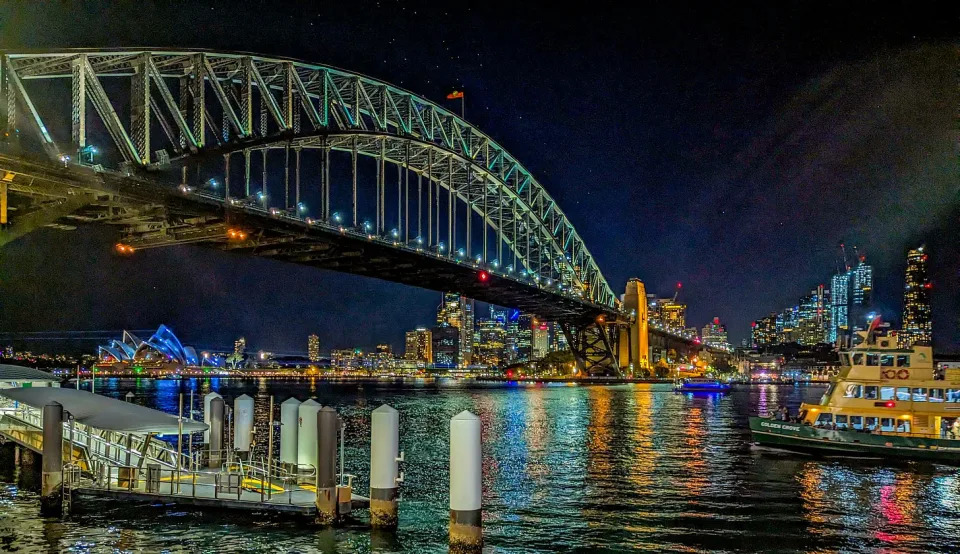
[864, 386, 879, 399]
[897, 419, 911, 433]
[852, 353, 864, 365]
[896, 355, 910, 367]
[881, 418, 895, 432]
[843, 384, 862, 398]
[896, 387, 911, 401]
[835, 415, 849, 428]
[880, 355, 894, 367]
[841, 354, 851, 366]
[866, 354, 879, 366]
[865, 416, 879, 430]
[815, 413, 833, 425]
[850, 416, 863, 430]
[930, 389, 945, 402]
[948, 389, 960, 402]
[880, 387, 895, 400]
[912, 388, 927, 402]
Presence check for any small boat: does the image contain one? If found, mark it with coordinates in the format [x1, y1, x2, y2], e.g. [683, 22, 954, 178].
[674, 377, 732, 393]
[749, 329, 960, 464]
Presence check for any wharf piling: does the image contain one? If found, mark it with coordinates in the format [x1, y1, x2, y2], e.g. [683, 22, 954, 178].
[370, 404, 401, 529]
[449, 410, 482, 553]
[40, 401, 64, 515]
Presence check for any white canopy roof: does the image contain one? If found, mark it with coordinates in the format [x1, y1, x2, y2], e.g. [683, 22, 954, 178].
[0, 387, 208, 434]
[0, 364, 60, 382]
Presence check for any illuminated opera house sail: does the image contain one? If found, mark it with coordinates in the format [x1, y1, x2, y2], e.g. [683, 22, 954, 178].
[98, 325, 217, 371]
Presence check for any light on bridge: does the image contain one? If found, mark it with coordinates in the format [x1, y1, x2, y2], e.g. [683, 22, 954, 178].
[478, 270, 490, 283]
[115, 243, 135, 255]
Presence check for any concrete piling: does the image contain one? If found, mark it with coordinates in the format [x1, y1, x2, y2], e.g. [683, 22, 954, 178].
[297, 399, 322, 469]
[449, 410, 482, 553]
[280, 397, 301, 467]
[40, 401, 64, 516]
[370, 404, 400, 529]
[315, 406, 339, 525]
[208, 397, 224, 468]
[203, 392, 222, 444]
[233, 394, 254, 455]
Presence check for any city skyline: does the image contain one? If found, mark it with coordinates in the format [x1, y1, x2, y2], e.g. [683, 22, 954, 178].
[0, 4, 958, 352]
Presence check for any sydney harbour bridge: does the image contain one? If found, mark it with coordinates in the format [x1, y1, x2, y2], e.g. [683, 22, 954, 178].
[0, 49, 712, 374]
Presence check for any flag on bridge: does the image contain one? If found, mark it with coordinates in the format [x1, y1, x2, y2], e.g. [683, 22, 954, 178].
[446, 90, 464, 99]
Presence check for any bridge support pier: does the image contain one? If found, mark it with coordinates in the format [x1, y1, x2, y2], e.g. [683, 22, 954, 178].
[40, 401, 64, 516]
[561, 321, 621, 377]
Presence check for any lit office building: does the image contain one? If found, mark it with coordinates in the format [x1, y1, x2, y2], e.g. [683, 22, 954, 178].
[404, 328, 432, 364]
[900, 247, 932, 348]
[796, 285, 830, 345]
[850, 258, 874, 339]
[751, 314, 777, 348]
[307, 334, 320, 362]
[432, 326, 460, 368]
[436, 293, 474, 367]
[331, 349, 364, 372]
[829, 271, 850, 344]
[531, 320, 550, 360]
[476, 314, 507, 368]
[512, 312, 534, 362]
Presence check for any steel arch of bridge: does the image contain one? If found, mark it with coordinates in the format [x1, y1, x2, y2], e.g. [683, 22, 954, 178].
[0, 49, 616, 310]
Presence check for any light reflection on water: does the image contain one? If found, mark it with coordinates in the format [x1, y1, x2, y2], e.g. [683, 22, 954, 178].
[2, 381, 960, 552]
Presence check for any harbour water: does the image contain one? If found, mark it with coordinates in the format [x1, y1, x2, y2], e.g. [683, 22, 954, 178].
[3, 380, 960, 553]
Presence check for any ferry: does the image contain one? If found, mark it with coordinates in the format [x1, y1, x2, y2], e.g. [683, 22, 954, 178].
[749, 329, 960, 463]
[674, 377, 732, 393]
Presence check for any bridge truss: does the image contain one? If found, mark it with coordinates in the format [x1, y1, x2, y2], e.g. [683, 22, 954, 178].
[0, 49, 624, 374]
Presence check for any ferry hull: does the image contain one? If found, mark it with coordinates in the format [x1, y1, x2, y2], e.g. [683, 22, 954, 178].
[749, 417, 960, 464]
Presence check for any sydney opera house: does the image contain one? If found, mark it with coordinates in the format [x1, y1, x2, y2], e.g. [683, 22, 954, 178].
[97, 325, 222, 373]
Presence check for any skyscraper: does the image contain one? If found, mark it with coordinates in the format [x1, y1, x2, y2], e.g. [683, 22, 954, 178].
[850, 258, 874, 339]
[307, 334, 320, 362]
[901, 246, 932, 348]
[531, 320, 550, 360]
[751, 313, 777, 348]
[404, 328, 432, 364]
[829, 271, 850, 344]
[436, 293, 474, 367]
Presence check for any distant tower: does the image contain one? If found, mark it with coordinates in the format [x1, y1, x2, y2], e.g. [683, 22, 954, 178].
[900, 246, 932, 348]
[307, 334, 320, 362]
[619, 278, 649, 370]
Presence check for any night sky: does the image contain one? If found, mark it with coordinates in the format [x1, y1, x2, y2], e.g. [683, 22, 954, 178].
[0, 2, 958, 354]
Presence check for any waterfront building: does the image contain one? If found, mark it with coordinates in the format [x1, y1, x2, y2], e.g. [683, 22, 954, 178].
[900, 246, 932, 348]
[331, 348, 365, 372]
[97, 325, 217, 373]
[307, 334, 320, 362]
[234, 336, 246, 358]
[432, 326, 460, 368]
[701, 317, 730, 350]
[404, 328, 432, 364]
